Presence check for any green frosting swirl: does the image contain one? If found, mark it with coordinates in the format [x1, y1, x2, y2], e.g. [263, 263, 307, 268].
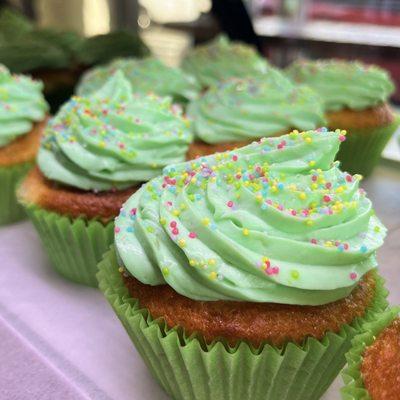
[76, 57, 200, 103]
[286, 59, 395, 112]
[0, 65, 48, 147]
[38, 71, 192, 191]
[115, 129, 386, 305]
[182, 35, 268, 88]
[188, 71, 326, 144]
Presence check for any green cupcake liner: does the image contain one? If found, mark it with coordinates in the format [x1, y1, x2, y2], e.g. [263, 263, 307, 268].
[0, 161, 33, 225]
[24, 205, 114, 287]
[341, 307, 399, 400]
[335, 118, 399, 177]
[97, 247, 388, 400]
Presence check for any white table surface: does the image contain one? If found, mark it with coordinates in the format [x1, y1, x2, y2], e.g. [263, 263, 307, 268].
[1, 164, 399, 400]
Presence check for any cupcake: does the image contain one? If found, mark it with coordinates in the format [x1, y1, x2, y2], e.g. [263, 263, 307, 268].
[286, 59, 399, 177]
[342, 308, 400, 399]
[0, 65, 48, 225]
[182, 34, 268, 89]
[187, 70, 325, 158]
[76, 57, 199, 105]
[98, 129, 388, 400]
[18, 71, 192, 286]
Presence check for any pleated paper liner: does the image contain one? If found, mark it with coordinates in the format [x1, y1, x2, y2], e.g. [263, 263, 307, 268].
[24, 205, 114, 287]
[97, 247, 389, 400]
[0, 161, 33, 225]
[335, 117, 399, 177]
[341, 307, 399, 400]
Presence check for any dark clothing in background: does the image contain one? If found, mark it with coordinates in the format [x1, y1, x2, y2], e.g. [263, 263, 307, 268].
[212, 0, 262, 52]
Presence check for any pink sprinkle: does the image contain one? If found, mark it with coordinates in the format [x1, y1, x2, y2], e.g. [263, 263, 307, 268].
[350, 272, 357, 280]
[236, 174, 242, 180]
[344, 243, 349, 250]
[264, 260, 271, 268]
[272, 266, 279, 275]
[114, 226, 120, 233]
[227, 201, 234, 208]
[325, 182, 332, 189]
[172, 228, 179, 235]
[277, 204, 284, 211]
[346, 175, 353, 183]
[302, 209, 309, 216]
[311, 175, 318, 182]
[170, 221, 177, 228]
[188, 232, 197, 239]
[339, 135, 346, 142]
[310, 238, 317, 245]
[118, 142, 125, 149]
[323, 195, 331, 203]
[291, 210, 297, 216]
[130, 208, 137, 215]
[232, 155, 238, 161]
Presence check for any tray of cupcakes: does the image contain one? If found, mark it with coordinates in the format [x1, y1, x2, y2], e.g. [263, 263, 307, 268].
[1, 33, 400, 400]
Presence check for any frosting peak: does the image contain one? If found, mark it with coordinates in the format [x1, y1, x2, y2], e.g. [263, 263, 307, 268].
[0, 64, 48, 147]
[286, 59, 395, 112]
[38, 71, 192, 191]
[115, 129, 386, 305]
[182, 35, 269, 88]
[76, 57, 200, 103]
[188, 71, 326, 144]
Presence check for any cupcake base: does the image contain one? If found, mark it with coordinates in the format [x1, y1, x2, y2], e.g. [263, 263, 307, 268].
[25, 206, 114, 287]
[0, 161, 33, 225]
[341, 308, 399, 400]
[98, 248, 388, 400]
[327, 104, 399, 177]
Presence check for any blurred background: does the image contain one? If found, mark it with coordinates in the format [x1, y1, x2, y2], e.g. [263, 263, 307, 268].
[1, 0, 399, 160]
[3, 0, 400, 90]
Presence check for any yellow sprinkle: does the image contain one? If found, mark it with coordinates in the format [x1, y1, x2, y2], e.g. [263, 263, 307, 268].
[325, 241, 333, 247]
[208, 258, 216, 266]
[306, 219, 314, 226]
[172, 209, 180, 217]
[271, 186, 278, 193]
[308, 160, 316, 167]
[256, 194, 263, 203]
[191, 177, 197, 184]
[99, 141, 106, 148]
[374, 226, 381, 233]
[118, 267, 124, 273]
[299, 192, 307, 200]
[180, 203, 187, 210]
[162, 267, 169, 276]
[311, 183, 318, 190]
[178, 239, 186, 248]
[305, 137, 312, 144]
[262, 256, 269, 263]
[209, 271, 218, 280]
[201, 217, 210, 226]
[159, 218, 166, 226]
[290, 270, 300, 280]
[189, 259, 197, 267]
[146, 226, 154, 233]
[243, 228, 249, 236]
[336, 186, 344, 194]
